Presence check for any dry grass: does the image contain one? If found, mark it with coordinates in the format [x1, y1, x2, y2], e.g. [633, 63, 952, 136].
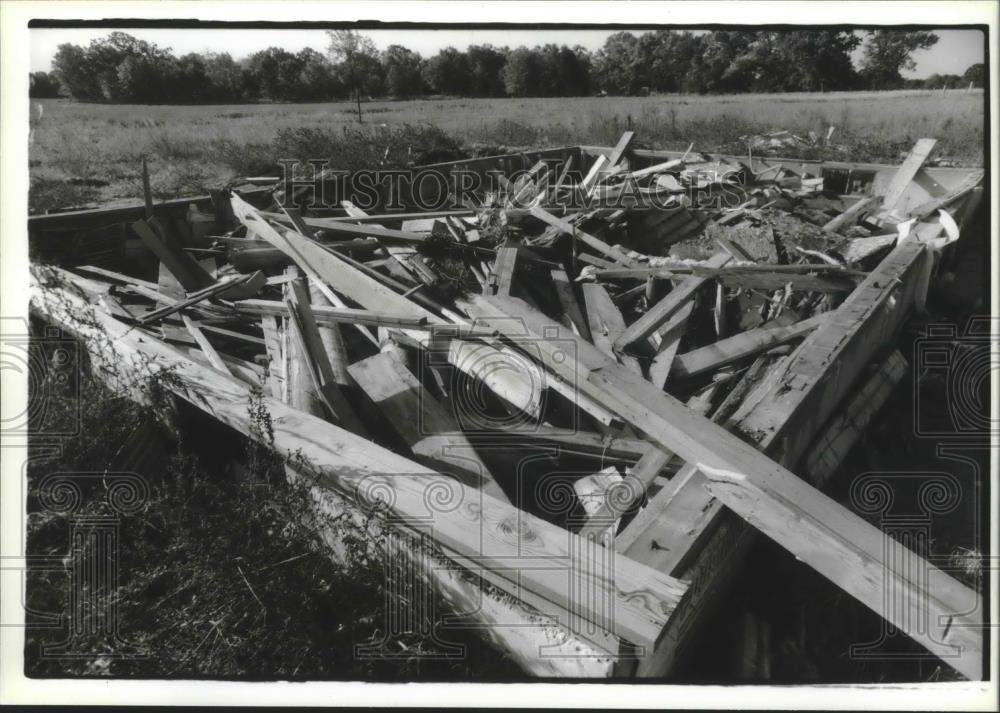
[29, 88, 985, 213]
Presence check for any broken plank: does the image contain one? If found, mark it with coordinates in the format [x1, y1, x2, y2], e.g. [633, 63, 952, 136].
[581, 155, 609, 194]
[671, 313, 829, 378]
[822, 195, 879, 233]
[464, 293, 980, 678]
[878, 138, 938, 219]
[308, 281, 352, 387]
[577, 444, 673, 542]
[603, 131, 635, 173]
[595, 264, 863, 293]
[347, 348, 509, 503]
[132, 218, 215, 292]
[32, 263, 688, 659]
[623, 158, 685, 182]
[261, 210, 430, 245]
[620, 220, 973, 677]
[550, 268, 592, 340]
[459, 424, 651, 463]
[232, 299, 430, 330]
[137, 274, 255, 325]
[613, 252, 731, 351]
[260, 315, 285, 400]
[529, 204, 638, 267]
[581, 283, 641, 374]
[488, 246, 518, 296]
[282, 273, 327, 418]
[181, 314, 232, 375]
[285, 276, 367, 434]
[647, 301, 694, 388]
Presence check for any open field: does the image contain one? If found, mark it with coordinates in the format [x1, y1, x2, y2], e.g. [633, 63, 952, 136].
[29, 89, 984, 213]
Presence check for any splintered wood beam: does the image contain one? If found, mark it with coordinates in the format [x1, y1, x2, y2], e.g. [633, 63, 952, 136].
[647, 301, 694, 389]
[285, 276, 367, 435]
[76, 265, 160, 291]
[577, 445, 673, 542]
[735, 228, 937, 465]
[671, 313, 829, 378]
[551, 268, 592, 340]
[232, 299, 430, 330]
[137, 273, 258, 325]
[348, 348, 509, 504]
[235, 200, 548, 422]
[581, 283, 641, 374]
[804, 350, 908, 487]
[529, 204, 638, 267]
[261, 210, 430, 244]
[617, 218, 976, 677]
[308, 281, 351, 387]
[181, 314, 232, 375]
[581, 155, 609, 193]
[822, 195, 880, 233]
[132, 218, 215, 292]
[553, 155, 574, 192]
[488, 246, 518, 296]
[878, 138, 937, 219]
[464, 293, 981, 679]
[595, 264, 863, 293]
[282, 273, 328, 418]
[343, 200, 436, 287]
[32, 264, 687, 664]
[260, 315, 285, 400]
[604, 131, 636, 172]
[455, 424, 652, 463]
[613, 252, 731, 351]
[623, 158, 685, 182]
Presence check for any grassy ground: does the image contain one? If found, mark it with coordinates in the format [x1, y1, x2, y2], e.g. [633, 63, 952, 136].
[24, 329, 522, 679]
[28, 89, 985, 213]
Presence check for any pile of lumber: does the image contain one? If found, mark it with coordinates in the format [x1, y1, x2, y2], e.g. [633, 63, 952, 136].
[29, 134, 984, 679]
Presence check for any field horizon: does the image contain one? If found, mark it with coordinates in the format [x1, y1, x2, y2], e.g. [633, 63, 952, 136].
[29, 88, 985, 214]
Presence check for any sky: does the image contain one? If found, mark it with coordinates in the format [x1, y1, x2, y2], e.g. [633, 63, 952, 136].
[29, 27, 985, 79]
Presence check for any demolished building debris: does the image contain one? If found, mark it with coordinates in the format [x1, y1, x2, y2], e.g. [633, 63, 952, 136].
[28, 136, 986, 679]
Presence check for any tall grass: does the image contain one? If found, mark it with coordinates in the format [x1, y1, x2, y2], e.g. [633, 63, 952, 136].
[28, 89, 984, 213]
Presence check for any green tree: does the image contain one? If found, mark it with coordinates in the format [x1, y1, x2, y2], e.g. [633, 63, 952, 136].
[465, 44, 507, 97]
[424, 47, 472, 95]
[326, 30, 379, 121]
[52, 42, 101, 100]
[382, 45, 426, 98]
[29, 71, 62, 98]
[860, 30, 939, 89]
[500, 47, 541, 97]
[963, 62, 985, 88]
[591, 31, 643, 95]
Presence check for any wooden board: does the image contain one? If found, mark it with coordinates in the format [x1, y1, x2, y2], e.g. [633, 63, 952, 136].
[551, 268, 591, 340]
[648, 302, 694, 388]
[31, 264, 689, 654]
[581, 283, 642, 374]
[348, 349, 509, 503]
[613, 252, 730, 351]
[616, 218, 978, 677]
[132, 218, 215, 292]
[529, 204, 637, 267]
[671, 313, 829, 378]
[463, 292, 981, 678]
[878, 138, 937, 219]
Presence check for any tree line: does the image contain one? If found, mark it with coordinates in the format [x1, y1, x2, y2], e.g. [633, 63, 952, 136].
[30, 28, 983, 104]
